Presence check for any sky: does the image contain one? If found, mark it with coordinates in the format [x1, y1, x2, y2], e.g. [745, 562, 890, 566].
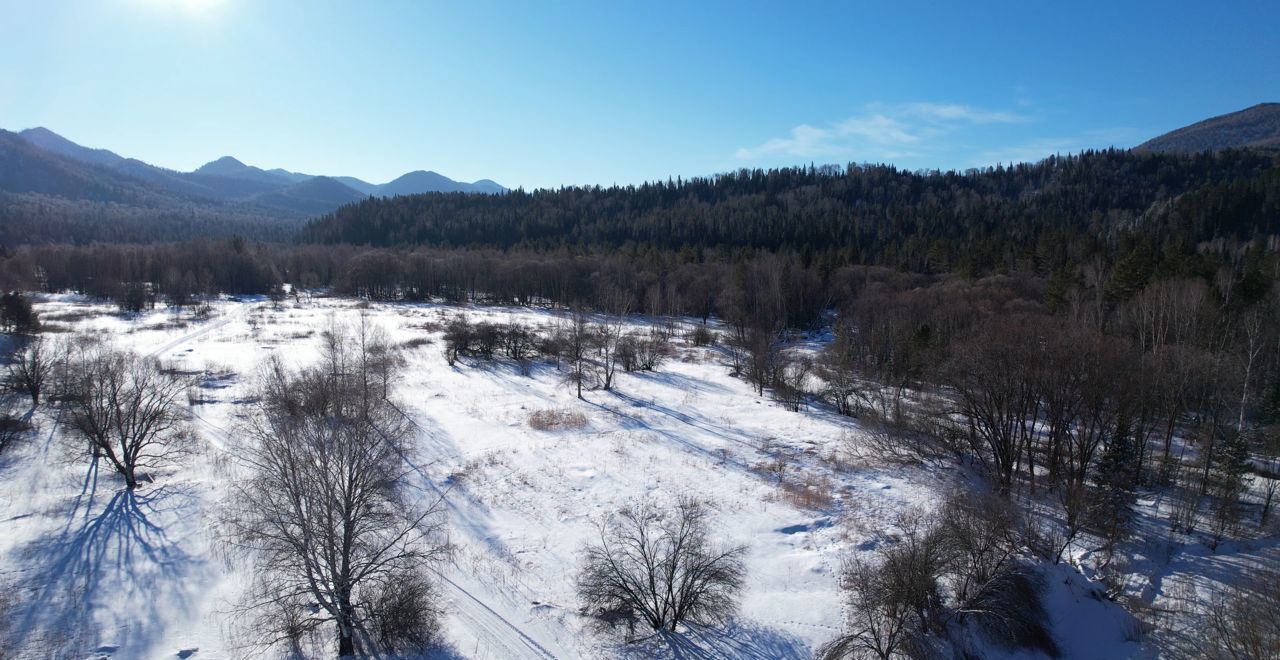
[1, 0, 1277, 190]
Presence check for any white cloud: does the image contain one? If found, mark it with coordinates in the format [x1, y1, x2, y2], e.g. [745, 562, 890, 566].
[897, 102, 1027, 124]
[735, 102, 1028, 162]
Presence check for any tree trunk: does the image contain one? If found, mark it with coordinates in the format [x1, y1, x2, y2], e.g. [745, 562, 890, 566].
[338, 629, 355, 657]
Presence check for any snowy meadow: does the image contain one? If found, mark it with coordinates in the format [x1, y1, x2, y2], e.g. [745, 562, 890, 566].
[0, 293, 1254, 659]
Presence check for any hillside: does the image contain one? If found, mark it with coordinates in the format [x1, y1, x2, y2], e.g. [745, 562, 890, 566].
[249, 175, 368, 215]
[303, 149, 1280, 275]
[1136, 102, 1280, 153]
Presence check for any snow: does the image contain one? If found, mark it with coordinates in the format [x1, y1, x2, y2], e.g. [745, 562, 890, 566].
[0, 296, 1146, 659]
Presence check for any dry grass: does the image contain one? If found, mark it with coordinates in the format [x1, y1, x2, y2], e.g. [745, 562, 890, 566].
[780, 473, 837, 510]
[528, 408, 588, 431]
[39, 308, 102, 324]
[402, 336, 433, 349]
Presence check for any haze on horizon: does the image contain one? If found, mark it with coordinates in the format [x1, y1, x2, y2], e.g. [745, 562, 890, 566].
[2, 0, 1277, 190]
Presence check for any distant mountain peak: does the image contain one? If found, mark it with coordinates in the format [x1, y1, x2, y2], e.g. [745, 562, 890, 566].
[1136, 102, 1280, 153]
[196, 155, 249, 172]
[7, 125, 506, 218]
[18, 127, 125, 167]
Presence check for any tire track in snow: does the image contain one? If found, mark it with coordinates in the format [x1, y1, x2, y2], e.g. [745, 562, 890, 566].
[441, 574, 559, 660]
[144, 303, 248, 359]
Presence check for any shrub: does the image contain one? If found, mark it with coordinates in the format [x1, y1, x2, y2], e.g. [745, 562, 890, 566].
[528, 408, 587, 431]
[364, 568, 444, 654]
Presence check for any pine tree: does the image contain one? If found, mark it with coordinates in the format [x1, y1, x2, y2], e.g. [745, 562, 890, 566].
[1090, 415, 1138, 561]
[1209, 429, 1252, 550]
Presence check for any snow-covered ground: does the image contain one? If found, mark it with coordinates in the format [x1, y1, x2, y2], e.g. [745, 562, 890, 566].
[1, 295, 1145, 659]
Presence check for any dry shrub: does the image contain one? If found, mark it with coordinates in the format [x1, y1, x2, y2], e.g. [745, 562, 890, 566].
[528, 408, 588, 431]
[0, 413, 29, 455]
[1202, 565, 1280, 659]
[364, 568, 444, 654]
[401, 336, 432, 350]
[781, 473, 836, 510]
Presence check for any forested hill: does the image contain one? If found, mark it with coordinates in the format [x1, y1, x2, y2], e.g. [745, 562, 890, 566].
[303, 148, 1280, 275]
[1137, 103, 1280, 153]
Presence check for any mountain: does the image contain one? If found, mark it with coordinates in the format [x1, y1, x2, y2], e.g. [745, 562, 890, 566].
[1136, 102, 1280, 153]
[0, 127, 507, 243]
[469, 179, 507, 194]
[333, 176, 379, 196]
[187, 158, 506, 197]
[250, 176, 367, 215]
[18, 127, 126, 168]
[379, 170, 471, 195]
[13, 127, 506, 204]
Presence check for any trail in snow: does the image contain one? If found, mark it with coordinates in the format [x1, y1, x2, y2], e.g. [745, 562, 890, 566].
[144, 303, 248, 359]
[441, 574, 560, 660]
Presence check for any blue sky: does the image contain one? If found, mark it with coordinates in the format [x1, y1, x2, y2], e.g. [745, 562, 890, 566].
[2, 0, 1277, 189]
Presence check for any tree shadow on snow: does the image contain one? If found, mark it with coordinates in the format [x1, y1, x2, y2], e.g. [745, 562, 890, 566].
[8, 463, 201, 657]
[615, 622, 811, 660]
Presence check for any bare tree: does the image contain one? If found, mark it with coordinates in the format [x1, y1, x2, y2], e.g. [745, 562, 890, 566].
[1201, 566, 1280, 660]
[226, 322, 448, 657]
[1260, 431, 1279, 528]
[577, 497, 746, 633]
[819, 555, 920, 660]
[824, 498, 1054, 659]
[821, 512, 943, 659]
[819, 322, 868, 417]
[7, 335, 49, 407]
[63, 346, 192, 490]
[775, 356, 811, 412]
[945, 319, 1040, 495]
[561, 307, 595, 399]
[619, 329, 669, 373]
[595, 291, 631, 391]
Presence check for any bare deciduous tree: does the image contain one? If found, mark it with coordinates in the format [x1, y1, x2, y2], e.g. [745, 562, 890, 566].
[63, 346, 192, 490]
[7, 335, 50, 407]
[1201, 566, 1280, 660]
[819, 554, 921, 660]
[226, 322, 448, 657]
[595, 291, 630, 391]
[561, 307, 595, 399]
[577, 497, 746, 634]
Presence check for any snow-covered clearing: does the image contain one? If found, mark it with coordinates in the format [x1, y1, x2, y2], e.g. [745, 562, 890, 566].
[1, 296, 1141, 659]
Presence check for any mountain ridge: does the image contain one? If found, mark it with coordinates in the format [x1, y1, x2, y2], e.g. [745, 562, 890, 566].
[10, 127, 506, 216]
[1136, 102, 1280, 153]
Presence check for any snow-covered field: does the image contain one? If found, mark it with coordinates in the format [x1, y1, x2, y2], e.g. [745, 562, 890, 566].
[2, 295, 1146, 659]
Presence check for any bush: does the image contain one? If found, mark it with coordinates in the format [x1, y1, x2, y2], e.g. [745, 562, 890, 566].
[528, 408, 587, 431]
[364, 569, 443, 654]
[0, 412, 30, 455]
[688, 325, 716, 347]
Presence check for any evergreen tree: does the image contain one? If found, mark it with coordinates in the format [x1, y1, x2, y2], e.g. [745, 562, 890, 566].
[1209, 429, 1253, 549]
[1090, 415, 1138, 561]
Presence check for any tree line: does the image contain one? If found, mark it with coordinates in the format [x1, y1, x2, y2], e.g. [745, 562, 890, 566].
[303, 149, 1279, 276]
